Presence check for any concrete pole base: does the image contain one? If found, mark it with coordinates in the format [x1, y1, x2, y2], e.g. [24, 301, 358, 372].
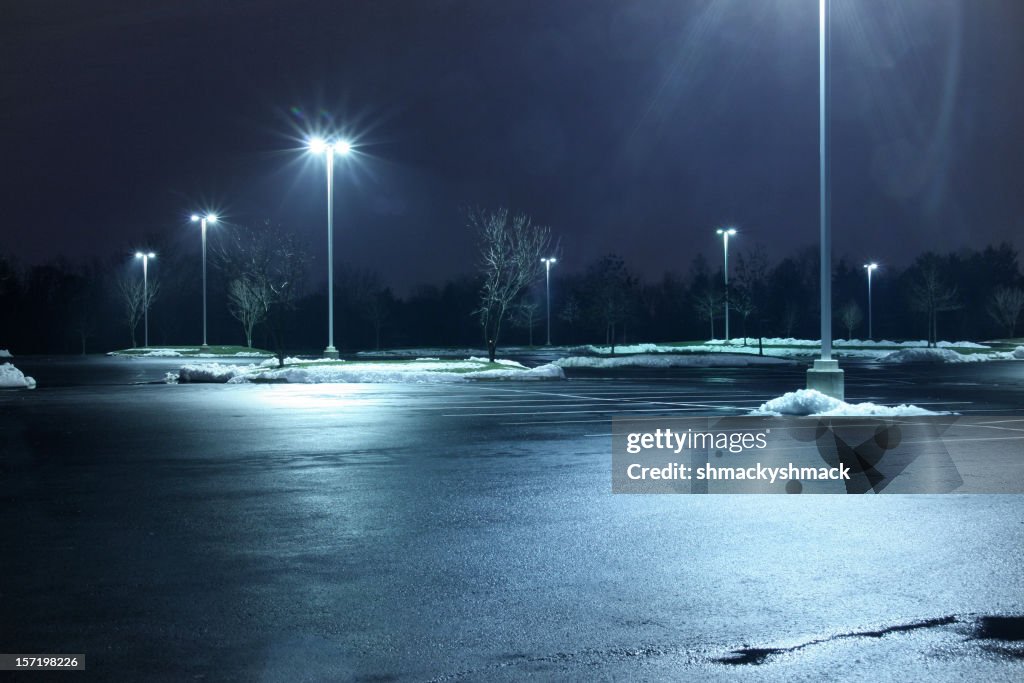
[323, 346, 340, 359]
[806, 359, 844, 401]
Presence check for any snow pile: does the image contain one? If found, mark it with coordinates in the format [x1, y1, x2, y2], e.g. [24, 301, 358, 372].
[0, 362, 36, 389]
[751, 389, 949, 417]
[1012, 346, 1024, 359]
[172, 358, 564, 384]
[0, 349, 11, 358]
[175, 363, 259, 383]
[467, 357, 526, 367]
[880, 348, 978, 364]
[230, 361, 564, 384]
[555, 354, 796, 369]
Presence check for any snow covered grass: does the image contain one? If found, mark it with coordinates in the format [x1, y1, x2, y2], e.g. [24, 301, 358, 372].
[569, 338, 1023, 363]
[880, 346, 1024, 364]
[554, 354, 797, 369]
[169, 357, 565, 384]
[0, 362, 36, 389]
[751, 389, 950, 417]
[110, 345, 273, 358]
[355, 346, 578, 358]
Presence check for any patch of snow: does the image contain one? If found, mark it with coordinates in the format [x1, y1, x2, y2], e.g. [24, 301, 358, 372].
[0, 362, 36, 389]
[467, 363, 564, 379]
[706, 338, 990, 349]
[751, 389, 950, 417]
[467, 356, 527, 368]
[555, 354, 796, 368]
[175, 363, 259, 383]
[880, 348, 979, 364]
[174, 357, 563, 384]
[1013, 346, 1024, 359]
[0, 349, 11, 358]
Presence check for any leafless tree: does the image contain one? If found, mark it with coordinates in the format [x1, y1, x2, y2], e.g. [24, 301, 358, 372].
[838, 300, 863, 340]
[693, 286, 722, 340]
[470, 207, 552, 362]
[227, 277, 267, 348]
[781, 301, 799, 338]
[214, 220, 308, 365]
[907, 256, 960, 346]
[512, 295, 541, 346]
[987, 286, 1024, 338]
[116, 273, 159, 348]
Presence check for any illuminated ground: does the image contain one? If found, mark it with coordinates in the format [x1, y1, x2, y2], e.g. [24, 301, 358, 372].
[2, 357, 1023, 680]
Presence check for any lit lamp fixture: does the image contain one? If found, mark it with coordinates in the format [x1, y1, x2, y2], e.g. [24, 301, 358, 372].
[864, 262, 878, 340]
[190, 213, 217, 348]
[135, 251, 156, 348]
[541, 257, 557, 345]
[308, 136, 353, 358]
[715, 227, 736, 341]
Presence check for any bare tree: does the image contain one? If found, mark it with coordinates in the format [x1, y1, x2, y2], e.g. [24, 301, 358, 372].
[987, 286, 1024, 338]
[693, 286, 722, 340]
[734, 246, 770, 345]
[471, 207, 552, 362]
[907, 256, 960, 346]
[116, 273, 159, 348]
[227, 277, 267, 348]
[214, 221, 308, 365]
[781, 301, 799, 338]
[512, 295, 541, 346]
[838, 300, 863, 340]
[585, 254, 635, 354]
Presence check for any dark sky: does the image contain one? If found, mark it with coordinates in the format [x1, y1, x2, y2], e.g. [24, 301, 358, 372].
[4, 0, 1023, 292]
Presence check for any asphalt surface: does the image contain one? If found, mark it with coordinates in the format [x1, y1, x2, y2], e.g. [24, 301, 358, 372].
[2, 355, 1023, 681]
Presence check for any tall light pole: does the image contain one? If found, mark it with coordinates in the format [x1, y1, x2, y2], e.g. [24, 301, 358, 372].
[135, 252, 156, 348]
[864, 262, 878, 340]
[806, 0, 844, 399]
[191, 213, 217, 348]
[716, 228, 736, 341]
[541, 257, 557, 345]
[309, 137, 352, 358]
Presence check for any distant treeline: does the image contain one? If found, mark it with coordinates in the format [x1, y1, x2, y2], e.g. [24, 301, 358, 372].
[1, 240, 1021, 355]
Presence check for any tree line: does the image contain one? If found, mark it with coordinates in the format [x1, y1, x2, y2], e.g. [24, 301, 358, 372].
[1, 213, 1021, 356]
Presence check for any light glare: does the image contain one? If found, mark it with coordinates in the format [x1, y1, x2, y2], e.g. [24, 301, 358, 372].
[309, 137, 326, 154]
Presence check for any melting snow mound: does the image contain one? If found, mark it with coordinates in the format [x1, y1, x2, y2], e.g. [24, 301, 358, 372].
[0, 362, 36, 389]
[751, 389, 949, 417]
[0, 349, 11, 358]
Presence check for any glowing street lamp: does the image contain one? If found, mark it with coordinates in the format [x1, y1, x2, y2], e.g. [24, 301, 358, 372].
[716, 228, 736, 341]
[190, 213, 217, 348]
[135, 251, 156, 348]
[541, 257, 557, 345]
[864, 262, 878, 340]
[308, 136, 352, 358]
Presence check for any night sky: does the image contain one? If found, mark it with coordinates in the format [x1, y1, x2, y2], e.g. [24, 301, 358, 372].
[4, 0, 1023, 292]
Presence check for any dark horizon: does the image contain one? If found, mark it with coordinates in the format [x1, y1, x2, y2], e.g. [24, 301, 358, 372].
[5, 0, 1024, 294]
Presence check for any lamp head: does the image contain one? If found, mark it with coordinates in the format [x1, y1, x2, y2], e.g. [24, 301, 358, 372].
[865, 262, 878, 271]
[308, 137, 327, 154]
[135, 252, 143, 258]
[191, 214, 200, 222]
[334, 140, 352, 155]
[206, 214, 217, 223]
[148, 252, 156, 258]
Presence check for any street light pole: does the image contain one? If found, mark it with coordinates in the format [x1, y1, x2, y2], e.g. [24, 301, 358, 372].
[135, 252, 155, 348]
[541, 257, 557, 345]
[716, 228, 736, 341]
[806, 0, 845, 399]
[864, 262, 878, 340]
[309, 137, 352, 358]
[191, 214, 217, 348]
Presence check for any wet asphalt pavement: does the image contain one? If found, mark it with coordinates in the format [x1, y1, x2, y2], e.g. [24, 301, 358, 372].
[2, 355, 1023, 681]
